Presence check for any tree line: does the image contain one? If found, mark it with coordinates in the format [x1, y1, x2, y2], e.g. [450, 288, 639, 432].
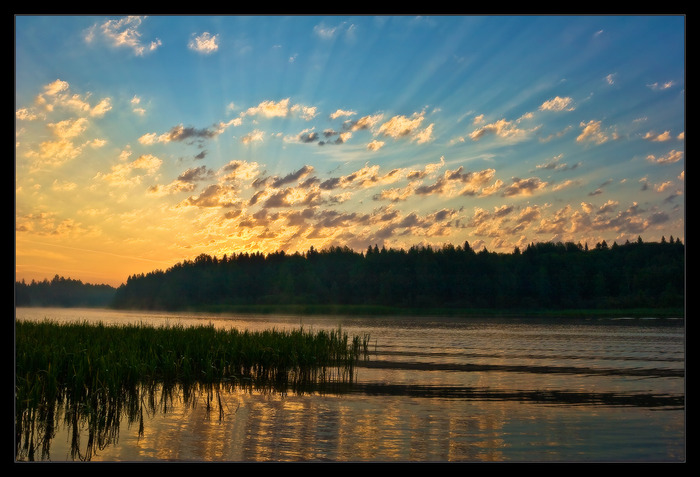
[15, 275, 117, 308]
[107, 236, 684, 312]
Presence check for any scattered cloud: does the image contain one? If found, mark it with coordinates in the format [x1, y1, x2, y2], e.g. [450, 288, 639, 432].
[189, 32, 218, 54]
[576, 120, 610, 145]
[469, 116, 536, 142]
[647, 80, 675, 91]
[502, 177, 548, 197]
[643, 131, 672, 142]
[86, 16, 162, 56]
[647, 150, 683, 164]
[539, 96, 575, 112]
[94, 154, 163, 187]
[15, 16, 685, 285]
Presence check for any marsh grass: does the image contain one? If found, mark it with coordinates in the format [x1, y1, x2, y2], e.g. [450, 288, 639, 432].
[15, 319, 370, 461]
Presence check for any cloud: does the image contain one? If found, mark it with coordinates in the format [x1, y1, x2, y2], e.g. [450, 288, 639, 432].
[647, 211, 670, 225]
[131, 96, 146, 115]
[367, 139, 385, 151]
[243, 98, 291, 118]
[94, 154, 162, 187]
[271, 165, 315, 188]
[51, 179, 77, 192]
[515, 205, 541, 226]
[313, 21, 356, 41]
[291, 104, 318, 120]
[407, 156, 445, 181]
[180, 184, 241, 208]
[535, 205, 572, 235]
[189, 32, 218, 54]
[377, 112, 433, 143]
[24, 114, 105, 168]
[298, 130, 319, 143]
[343, 113, 384, 132]
[165, 124, 223, 142]
[88, 16, 162, 56]
[373, 157, 492, 202]
[319, 164, 404, 192]
[596, 200, 618, 215]
[31, 79, 112, 118]
[590, 202, 648, 235]
[534, 154, 579, 172]
[647, 81, 675, 91]
[539, 96, 575, 112]
[414, 166, 496, 197]
[16, 108, 40, 121]
[373, 186, 414, 202]
[240, 98, 317, 121]
[412, 123, 434, 144]
[653, 181, 673, 193]
[139, 123, 229, 146]
[178, 166, 215, 183]
[263, 188, 323, 208]
[551, 180, 579, 192]
[48, 118, 89, 139]
[219, 160, 261, 182]
[330, 109, 356, 120]
[502, 177, 547, 197]
[576, 120, 609, 145]
[241, 130, 265, 144]
[313, 129, 353, 146]
[42, 79, 69, 96]
[315, 210, 371, 229]
[378, 113, 424, 138]
[646, 149, 683, 164]
[16, 212, 92, 238]
[643, 130, 672, 142]
[466, 206, 515, 238]
[469, 118, 531, 142]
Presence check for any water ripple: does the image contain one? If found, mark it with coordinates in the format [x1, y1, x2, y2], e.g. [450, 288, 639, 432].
[359, 359, 684, 378]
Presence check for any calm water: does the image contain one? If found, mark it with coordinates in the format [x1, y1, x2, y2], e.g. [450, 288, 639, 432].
[15, 307, 685, 462]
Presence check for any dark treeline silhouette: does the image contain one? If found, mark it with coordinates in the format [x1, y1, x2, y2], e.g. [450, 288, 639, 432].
[15, 275, 117, 308]
[110, 236, 684, 312]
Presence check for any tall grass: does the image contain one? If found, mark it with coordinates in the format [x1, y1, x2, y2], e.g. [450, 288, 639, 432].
[15, 319, 370, 461]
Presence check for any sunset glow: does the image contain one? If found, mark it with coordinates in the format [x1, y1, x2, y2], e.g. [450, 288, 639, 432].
[15, 15, 685, 287]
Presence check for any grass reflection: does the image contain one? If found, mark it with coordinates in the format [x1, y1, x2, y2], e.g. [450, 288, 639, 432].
[15, 320, 370, 461]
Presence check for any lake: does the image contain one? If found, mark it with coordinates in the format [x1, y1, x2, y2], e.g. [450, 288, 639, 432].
[15, 307, 685, 462]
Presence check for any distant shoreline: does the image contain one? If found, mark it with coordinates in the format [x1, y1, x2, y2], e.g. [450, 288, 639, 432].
[116, 303, 685, 320]
[15, 303, 685, 320]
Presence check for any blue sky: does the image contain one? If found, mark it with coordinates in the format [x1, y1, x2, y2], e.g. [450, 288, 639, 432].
[15, 15, 685, 286]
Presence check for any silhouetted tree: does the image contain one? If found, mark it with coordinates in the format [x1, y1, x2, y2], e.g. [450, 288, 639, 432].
[102, 237, 685, 312]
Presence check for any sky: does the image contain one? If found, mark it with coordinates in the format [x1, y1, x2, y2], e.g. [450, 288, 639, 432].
[15, 15, 685, 287]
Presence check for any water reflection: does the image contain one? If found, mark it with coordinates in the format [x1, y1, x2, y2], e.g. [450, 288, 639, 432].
[15, 308, 685, 462]
[16, 380, 349, 462]
[19, 378, 684, 462]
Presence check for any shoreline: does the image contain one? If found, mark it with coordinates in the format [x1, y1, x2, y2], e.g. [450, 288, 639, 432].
[109, 303, 685, 320]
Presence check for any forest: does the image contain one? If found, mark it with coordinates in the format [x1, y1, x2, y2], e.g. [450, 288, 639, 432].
[100, 237, 684, 313]
[15, 275, 117, 308]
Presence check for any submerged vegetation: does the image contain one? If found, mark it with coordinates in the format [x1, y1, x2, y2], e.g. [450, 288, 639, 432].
[15, 320, 370, 461]
[111, 237, 684, 313]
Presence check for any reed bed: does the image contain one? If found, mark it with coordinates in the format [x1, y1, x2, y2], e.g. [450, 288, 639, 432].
[15, 319, 370, 461]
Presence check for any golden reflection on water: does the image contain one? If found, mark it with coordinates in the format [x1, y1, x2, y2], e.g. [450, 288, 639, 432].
[27, 374, 685, 462]
[16, 310, 685, 462]
[178, 389, 503, 461]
